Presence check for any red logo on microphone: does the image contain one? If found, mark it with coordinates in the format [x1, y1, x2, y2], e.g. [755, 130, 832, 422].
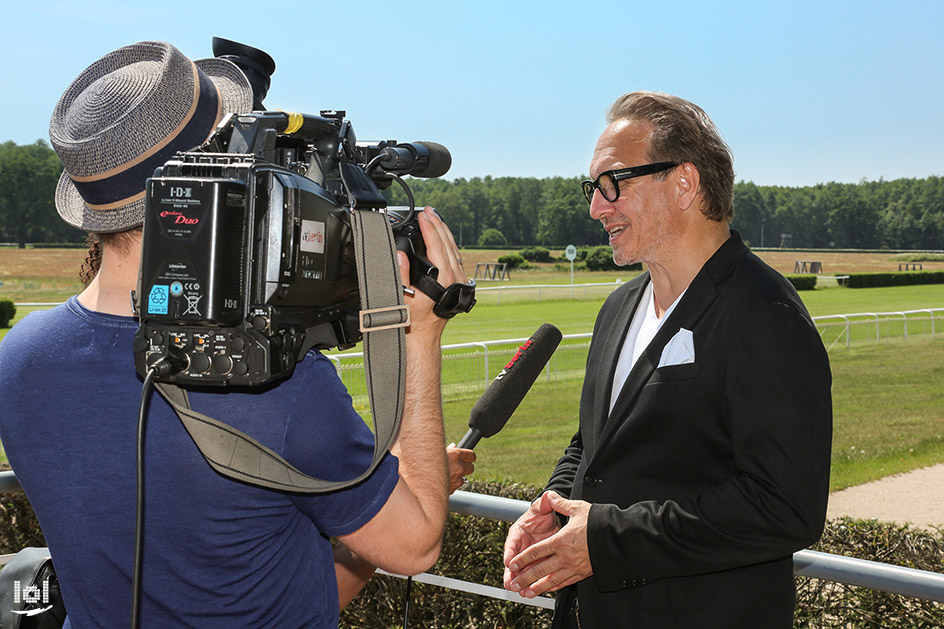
[503, 339, 532, 370]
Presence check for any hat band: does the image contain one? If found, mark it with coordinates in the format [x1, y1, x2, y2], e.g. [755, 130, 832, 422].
[70, 69, 221, 210]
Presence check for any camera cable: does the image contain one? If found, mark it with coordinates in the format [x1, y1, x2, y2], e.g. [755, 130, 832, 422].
[403, 575, 413, 627]
[131, 366, 157, 629]
[364, 159, 416, 223]
[132, 352, 186, 629]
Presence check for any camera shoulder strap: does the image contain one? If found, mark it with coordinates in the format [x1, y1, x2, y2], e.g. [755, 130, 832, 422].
[155, 209, 408, 493]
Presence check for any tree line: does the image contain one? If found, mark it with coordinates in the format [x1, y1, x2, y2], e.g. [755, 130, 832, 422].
[0, 141, 84, 247]
[2, 140, 943, 250]
[389, 175, 944, 251]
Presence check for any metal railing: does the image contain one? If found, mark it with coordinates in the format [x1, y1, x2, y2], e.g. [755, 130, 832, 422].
[814, 308, 944, 350]
[327, 333, 593, 408]
[13, 300, 943, 363]
[327, 307, 944, 409]
[1, 472, 942, 606]
[445, 491, 944, 604]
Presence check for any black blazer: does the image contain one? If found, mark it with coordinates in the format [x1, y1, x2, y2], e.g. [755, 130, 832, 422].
[546, 232, 832, 629]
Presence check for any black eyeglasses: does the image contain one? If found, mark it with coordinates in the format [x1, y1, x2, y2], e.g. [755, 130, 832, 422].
[580, 162, 678, 205]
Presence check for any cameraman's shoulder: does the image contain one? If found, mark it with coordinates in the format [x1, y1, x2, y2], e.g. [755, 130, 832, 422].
[298, 348, 341, 374]
[0, 301, 72, 355]
[281, 349, 351, 396]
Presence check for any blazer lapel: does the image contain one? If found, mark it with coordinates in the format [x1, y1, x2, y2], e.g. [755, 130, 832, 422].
[591, 276, 649, 442]
[596, 232, 749, 448]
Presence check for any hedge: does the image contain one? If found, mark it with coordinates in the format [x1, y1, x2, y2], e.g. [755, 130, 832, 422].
[341, 482, 944, 628]
[785, 274, 817, 291]
[2, 481, 942, 627]
[841, 271, 944, 288]
[889, 254, 944, 263]
[0, 489, 46, 554]
[496, 253, 528, 270]
[519, 247, 551, 263]
[0, 300, 15, 328]
[795, 517, 944, 628]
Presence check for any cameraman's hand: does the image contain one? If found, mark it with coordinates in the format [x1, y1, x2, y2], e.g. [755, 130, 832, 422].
[397, 207, 467, 337]
[446, 443, 476, 493]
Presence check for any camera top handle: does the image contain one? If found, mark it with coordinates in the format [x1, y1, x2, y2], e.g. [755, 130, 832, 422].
[206, 111, 340, 158]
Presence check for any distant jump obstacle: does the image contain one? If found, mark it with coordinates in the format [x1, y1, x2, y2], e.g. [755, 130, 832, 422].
[794, 260, 823, 274]
[473, 262, 510, 281]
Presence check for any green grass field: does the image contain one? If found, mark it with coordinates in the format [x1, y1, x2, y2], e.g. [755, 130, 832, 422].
[440, 336, 944, 492]
[434, 283, 944, 492]
[434, 282, 944, 347]
[2, 267, 943, 490]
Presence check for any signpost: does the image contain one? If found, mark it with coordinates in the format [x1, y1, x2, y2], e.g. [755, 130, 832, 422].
[565, 244, 577, 285]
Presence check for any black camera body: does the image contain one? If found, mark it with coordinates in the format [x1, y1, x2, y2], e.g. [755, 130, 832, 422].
[133, 108, 461, 387]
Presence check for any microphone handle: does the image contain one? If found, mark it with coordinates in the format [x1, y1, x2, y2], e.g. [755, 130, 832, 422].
[456, 427, 483, 450]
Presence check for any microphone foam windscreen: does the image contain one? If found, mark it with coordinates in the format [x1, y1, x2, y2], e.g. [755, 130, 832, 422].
[416, 141, 452, 178]
[468, 323, 562, 438]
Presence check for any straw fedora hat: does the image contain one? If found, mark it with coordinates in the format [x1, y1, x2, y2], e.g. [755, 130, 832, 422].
[49, 41, 254, 233]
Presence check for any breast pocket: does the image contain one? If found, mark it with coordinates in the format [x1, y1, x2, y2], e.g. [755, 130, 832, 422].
[649, 362, 698, 382]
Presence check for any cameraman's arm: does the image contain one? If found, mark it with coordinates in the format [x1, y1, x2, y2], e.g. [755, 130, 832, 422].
[334, 446, 475, 609]
[336, 207, 465, 576]
[333, 544, 376, 609]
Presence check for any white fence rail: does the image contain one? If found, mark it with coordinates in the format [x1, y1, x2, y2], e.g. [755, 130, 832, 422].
[2, 473, 942, 607]
[11, 303, 943, 406]
[328, 334, 593, 407]
[814, 308, 943, 350]
[329, 308, 944, 406]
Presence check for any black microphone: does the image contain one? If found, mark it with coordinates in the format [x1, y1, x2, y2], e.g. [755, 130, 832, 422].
[377, 141, 452, 178]
[457, 324, 563, 449]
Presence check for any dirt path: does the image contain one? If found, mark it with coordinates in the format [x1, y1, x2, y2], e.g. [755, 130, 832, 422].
[827, 464, 944, 530]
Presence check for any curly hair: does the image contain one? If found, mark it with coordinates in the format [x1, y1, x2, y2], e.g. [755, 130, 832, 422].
[79, 229, 142, 287]
[79, 234, 102, 287]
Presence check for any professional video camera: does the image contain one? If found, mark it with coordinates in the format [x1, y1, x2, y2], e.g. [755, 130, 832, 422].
[132, 38, 475, 388]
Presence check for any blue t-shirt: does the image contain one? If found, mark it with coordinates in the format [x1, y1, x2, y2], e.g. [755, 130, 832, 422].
[0, 297, 399, 628]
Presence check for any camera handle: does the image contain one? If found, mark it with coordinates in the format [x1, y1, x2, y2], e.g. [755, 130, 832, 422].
[153, 210, 408, 493]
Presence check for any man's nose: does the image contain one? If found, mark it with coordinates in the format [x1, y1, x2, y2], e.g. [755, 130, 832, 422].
[588, 191, 612, 220]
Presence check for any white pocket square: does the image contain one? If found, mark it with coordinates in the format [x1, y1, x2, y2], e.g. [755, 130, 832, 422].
[658, 327, 695, 368]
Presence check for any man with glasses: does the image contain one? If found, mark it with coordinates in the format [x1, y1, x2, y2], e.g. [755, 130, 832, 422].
[503, 91, 832, 627]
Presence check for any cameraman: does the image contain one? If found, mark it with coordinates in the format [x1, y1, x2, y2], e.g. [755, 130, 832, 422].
[0, 41, 467, 627]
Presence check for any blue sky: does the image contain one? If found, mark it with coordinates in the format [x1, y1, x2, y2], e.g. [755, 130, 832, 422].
[2, 0, 942, 187]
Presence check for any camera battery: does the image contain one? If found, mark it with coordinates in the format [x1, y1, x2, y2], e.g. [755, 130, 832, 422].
[140, 178, 247, 326]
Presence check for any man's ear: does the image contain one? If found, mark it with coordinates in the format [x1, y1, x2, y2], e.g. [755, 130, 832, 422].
[676, 163, 700, 211]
